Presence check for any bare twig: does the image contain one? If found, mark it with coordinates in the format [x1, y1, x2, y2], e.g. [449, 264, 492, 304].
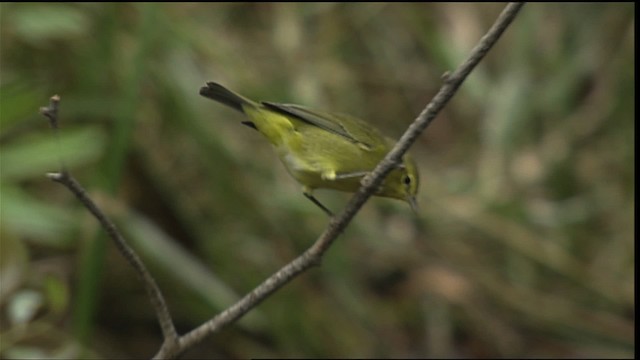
[156, 2, 526, 359]
[40, 94, 61, 128]
[40, 96, 180, 351]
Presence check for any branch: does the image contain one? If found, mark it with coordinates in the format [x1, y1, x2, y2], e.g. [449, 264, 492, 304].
[40, 96, 180, 352]
[42, 3, 523, 359]
[157, 2, 526, 358]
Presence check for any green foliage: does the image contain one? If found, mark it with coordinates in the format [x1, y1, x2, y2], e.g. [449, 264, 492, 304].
[0, 3, 634, 358]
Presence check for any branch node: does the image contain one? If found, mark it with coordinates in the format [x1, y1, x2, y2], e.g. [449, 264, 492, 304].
[441, 71, 452, 82]
[40, 94, 61, 129]
[46, 172, 64, 181]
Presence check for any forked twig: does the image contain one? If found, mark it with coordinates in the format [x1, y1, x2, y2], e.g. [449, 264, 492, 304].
[40, 96, 179, 352]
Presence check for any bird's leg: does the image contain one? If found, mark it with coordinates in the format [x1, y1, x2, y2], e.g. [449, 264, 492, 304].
[321, 169, 369, 181]
[333, 171, 370, 180]
[303, 191, 334, 217]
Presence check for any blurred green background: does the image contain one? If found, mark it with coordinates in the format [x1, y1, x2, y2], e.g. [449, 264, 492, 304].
[0, 3, 634, 359]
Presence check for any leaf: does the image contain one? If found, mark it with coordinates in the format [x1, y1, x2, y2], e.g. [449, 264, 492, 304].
[8, 4, 90, 45]
[0, 126, 106, 181]
[0, 185, 76, 245]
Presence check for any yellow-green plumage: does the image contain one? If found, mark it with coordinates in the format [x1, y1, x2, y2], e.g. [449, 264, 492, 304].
[199, 82, 419, 214]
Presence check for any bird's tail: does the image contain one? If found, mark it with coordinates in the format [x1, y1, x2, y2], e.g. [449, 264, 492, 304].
[199, 82, 256, 113]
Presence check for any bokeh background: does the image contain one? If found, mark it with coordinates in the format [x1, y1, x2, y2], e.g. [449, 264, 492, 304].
[0, 3, 634, 359]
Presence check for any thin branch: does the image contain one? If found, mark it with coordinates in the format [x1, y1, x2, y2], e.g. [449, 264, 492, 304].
[40, 96, 180, 349]
[156, 2, 526, 358]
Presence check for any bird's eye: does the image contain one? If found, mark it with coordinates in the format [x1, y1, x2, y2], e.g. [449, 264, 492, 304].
[403, 175, 411, 186]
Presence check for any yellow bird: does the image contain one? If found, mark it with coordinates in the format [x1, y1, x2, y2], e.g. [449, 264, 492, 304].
[199, 82, 419, 215]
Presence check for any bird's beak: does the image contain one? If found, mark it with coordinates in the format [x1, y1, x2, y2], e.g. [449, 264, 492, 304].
[408, 196, 419, 214]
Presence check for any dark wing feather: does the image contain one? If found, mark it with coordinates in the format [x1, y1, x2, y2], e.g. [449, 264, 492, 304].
[261, 102, 376, 149]
[200, 82, 252, 113]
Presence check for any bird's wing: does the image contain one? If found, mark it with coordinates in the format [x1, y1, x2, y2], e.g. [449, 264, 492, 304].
[261, 102, 376, 150]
